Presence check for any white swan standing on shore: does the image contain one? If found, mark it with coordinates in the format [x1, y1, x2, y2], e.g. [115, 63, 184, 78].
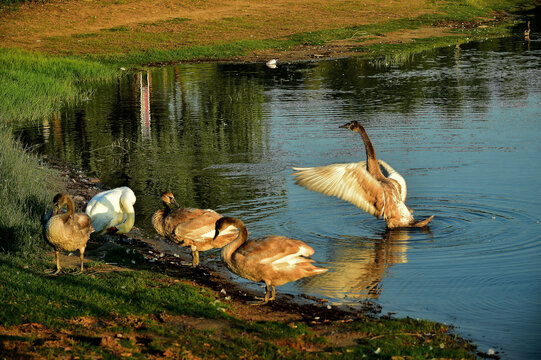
[85, 186, 136, 234]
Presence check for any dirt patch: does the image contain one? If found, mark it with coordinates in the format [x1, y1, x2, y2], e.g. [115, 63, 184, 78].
[0, 0, 431, 43]
[1, 0, 451, 61]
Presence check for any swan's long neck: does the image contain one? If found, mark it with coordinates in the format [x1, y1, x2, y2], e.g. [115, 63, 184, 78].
[164, 199, 180, 215]
[152, 201, 173, 237]
[221, 218, 248, 268]
[59, 196, 75, 222]
[117, 199, 135, 233]
[353, 124, 385, 179]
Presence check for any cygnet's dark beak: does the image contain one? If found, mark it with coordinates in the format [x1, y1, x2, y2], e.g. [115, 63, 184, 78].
[339, 123, 349, 129]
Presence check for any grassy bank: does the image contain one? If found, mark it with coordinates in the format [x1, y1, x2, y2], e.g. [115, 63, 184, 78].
[0, 252, 477, 359]
[0, 123, 54, 253]
[88, 0, 526, 65]
[0, 48, 117, 123]
[0, 48, 116, 256]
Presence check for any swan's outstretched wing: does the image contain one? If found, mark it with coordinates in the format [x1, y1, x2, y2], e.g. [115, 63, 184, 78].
[377, 160, 407, 202]
[292, 162, 384, 217]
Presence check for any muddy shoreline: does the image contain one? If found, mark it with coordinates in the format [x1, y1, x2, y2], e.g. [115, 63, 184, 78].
[44, 156, 382, 324]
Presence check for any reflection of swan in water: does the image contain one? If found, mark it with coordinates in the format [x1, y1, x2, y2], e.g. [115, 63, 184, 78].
[293, 121, 433, 228]
[299, 228, 430, 301]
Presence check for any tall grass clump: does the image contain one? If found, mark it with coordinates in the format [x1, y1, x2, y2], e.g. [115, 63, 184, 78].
[0, 48, 118, 122]
[0, 125, 56, 254]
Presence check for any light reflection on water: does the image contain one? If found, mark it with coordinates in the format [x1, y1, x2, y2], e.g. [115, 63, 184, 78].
[16, 31, 541, 358]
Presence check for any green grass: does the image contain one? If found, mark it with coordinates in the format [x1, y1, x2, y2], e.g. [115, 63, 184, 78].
[0, 48, 117, 254]
[0, 125, 56, 254]
[0, 253, 478, 359]
[0, 48, 118, 122]
[91, 38, 285, 65]
[0, 0, 42, 9]
[0, 255, 228, 326]
[338, 318, 475, 359]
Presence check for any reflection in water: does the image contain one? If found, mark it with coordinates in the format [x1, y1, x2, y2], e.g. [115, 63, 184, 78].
[139, 71, 151, 141]
[20, 64, 276, 232]
[301, 229, 414, 301]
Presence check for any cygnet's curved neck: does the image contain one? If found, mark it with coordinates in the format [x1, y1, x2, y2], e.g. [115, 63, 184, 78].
[65, 196, 75, 214]
[221, 218, 248, 266]
[353, 124, 385, 179]
[163, 199, 179, 214]
[58, 195, 75, 222]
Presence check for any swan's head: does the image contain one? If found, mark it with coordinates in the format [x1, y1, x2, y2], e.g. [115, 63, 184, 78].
[160, 191, 179, 208]
[214, 217, 237, 240]
[339, 120, 363, 131]
[52, 193, 71, 215]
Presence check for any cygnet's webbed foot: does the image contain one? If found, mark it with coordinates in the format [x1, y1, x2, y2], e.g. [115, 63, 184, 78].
[45, 268, 62, 276]
[249, 285, 275, 305]
[249, 298, 270, 306]
[411, 215, 434, 227]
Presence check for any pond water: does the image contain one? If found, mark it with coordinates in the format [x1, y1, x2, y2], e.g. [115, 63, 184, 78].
[16, 25, 541, 358]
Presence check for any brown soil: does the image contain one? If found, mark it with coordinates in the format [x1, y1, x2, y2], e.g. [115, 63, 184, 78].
[0, 0, 459, 62]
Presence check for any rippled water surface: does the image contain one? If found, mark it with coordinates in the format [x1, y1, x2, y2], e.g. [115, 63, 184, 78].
[16, 30, 541, 358]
